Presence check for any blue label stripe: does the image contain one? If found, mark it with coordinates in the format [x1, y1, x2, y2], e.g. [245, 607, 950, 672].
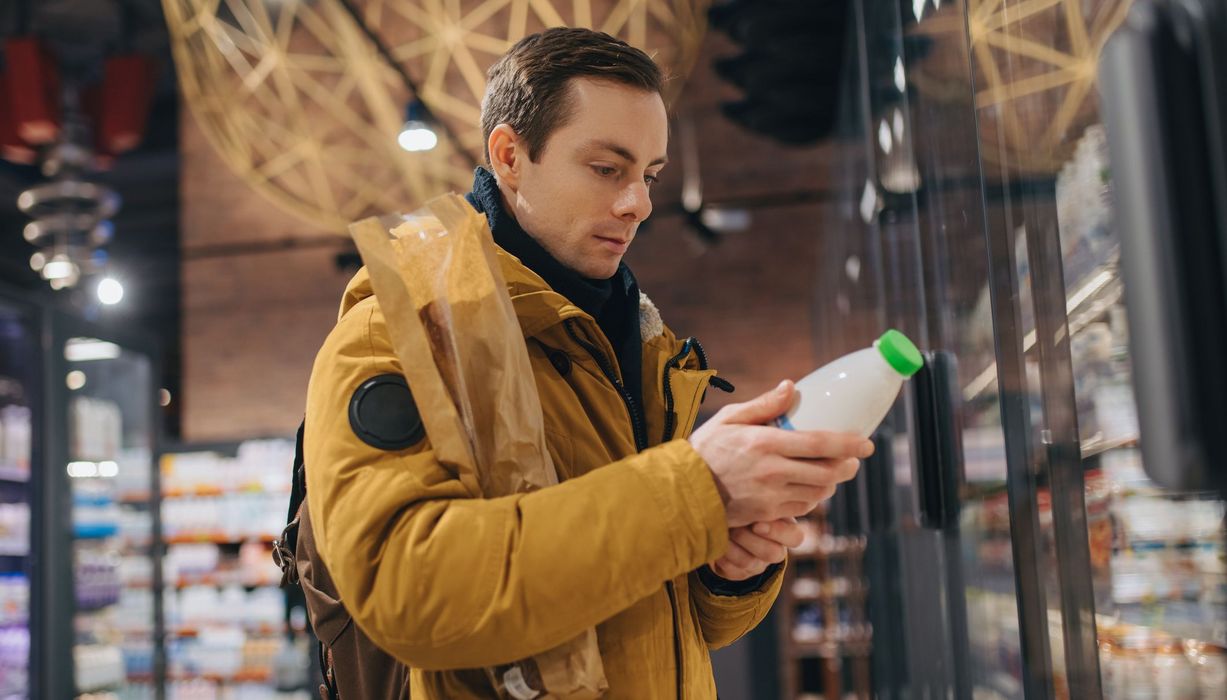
[776, 415, 796, 431]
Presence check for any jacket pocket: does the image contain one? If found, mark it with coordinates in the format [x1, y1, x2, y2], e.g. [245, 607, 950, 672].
[663, 368, 717, 441]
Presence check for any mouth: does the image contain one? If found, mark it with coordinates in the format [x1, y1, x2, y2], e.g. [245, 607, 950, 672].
[594, 235, 631, 254]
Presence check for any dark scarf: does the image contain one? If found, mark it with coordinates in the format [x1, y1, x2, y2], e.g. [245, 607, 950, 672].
[465, 168, 643, 410]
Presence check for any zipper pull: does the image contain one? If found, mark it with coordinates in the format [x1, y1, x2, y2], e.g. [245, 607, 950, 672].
[709, 376, 735, 393]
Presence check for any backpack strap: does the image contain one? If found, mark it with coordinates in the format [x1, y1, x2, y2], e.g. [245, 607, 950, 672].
[273, 419, 307, 586]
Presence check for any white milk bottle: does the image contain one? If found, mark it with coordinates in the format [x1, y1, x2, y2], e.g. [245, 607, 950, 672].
[776, 329, 923, 437]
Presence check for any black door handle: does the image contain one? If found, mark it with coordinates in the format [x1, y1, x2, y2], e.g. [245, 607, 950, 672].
[909, 351, 963, 530]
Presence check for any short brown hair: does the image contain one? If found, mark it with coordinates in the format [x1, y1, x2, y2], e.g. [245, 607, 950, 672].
[480, 27, 664, 164]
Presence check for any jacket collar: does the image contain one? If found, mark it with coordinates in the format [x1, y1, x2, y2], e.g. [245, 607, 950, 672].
[336, 245, 588, 339]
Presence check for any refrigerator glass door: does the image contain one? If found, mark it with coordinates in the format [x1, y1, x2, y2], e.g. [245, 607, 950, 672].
[816, 0, 1065, 697]
[0, 296, 36, 699]
[54, 328, 161, 698]
[955, 0, 1226, 696]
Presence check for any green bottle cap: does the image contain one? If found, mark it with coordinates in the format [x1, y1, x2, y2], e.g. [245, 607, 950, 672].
[877, 329, 923, 378]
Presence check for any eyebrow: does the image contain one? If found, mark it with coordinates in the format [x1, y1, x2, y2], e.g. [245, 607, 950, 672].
[584, 139, 668, 167]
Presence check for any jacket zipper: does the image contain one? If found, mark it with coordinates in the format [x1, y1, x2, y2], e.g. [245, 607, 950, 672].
[666, 580, 684, 699]
[562, 319, 647, 452]
[661, 337, 734, 443]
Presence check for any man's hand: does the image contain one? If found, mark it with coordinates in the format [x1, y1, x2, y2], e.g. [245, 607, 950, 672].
[709, 518, 804, 581]
[688, 380, 873, 528]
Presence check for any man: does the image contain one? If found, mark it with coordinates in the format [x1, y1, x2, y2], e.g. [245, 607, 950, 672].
[300, 27, 872, 698]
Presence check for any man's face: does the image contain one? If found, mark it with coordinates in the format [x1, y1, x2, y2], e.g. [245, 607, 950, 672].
[500, 78, 669, 279]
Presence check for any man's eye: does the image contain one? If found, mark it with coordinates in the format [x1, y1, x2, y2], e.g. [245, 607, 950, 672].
[593, 165, 617, 177]
[644, 174, 660, 186]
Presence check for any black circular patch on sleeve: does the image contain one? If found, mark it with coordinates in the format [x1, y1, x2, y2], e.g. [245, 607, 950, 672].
[348, 374, 426, 451]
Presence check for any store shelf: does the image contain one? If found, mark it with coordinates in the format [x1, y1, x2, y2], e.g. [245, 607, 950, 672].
[1080, 434, 1139, 460]
[790, 626, 874, 657]
[163, 484, 289, 499]
[128, 669, 276, 684]
[130, 574, 281, 590]
[170, 621, 286, 638]
[789, 535, 868, 559]
[0, 464, 29, 483]
[172, 670, 273, 684]
[790, 579, 868, 603]
[163, 533, 278, 546]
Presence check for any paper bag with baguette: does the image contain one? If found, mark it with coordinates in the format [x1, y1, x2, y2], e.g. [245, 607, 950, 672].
[348, 193, 607, 700]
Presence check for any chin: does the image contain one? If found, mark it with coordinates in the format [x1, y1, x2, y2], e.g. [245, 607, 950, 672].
[585, 260, 622, 280]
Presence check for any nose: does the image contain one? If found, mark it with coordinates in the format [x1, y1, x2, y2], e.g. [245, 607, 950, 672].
[612, 180, 653, 223]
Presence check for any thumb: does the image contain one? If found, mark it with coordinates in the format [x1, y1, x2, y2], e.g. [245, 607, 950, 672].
[719, 380, 795, 426]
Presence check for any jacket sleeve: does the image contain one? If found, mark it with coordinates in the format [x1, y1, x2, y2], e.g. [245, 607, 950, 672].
[688, 558, 785, 650]
[304, 298, 730, 671]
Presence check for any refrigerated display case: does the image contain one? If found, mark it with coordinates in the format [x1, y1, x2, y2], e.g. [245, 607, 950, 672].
[806, 0, 1226, 698]
[0, 286, 164, 698]
[0, 290, 38, 700]
[37, 311, 164, 699]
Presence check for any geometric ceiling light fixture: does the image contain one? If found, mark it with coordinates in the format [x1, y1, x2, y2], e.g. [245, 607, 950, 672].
[163, 0, 713, 232]
[909, 0, 1134, 174]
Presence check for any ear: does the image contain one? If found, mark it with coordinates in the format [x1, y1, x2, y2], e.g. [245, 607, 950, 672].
[487, 124, 523, 190]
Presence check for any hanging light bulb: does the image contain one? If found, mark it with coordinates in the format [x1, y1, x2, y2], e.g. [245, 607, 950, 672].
[397, 99, 438, 152]
[42, 253, 78, 282]
[97, 277, 124, 305]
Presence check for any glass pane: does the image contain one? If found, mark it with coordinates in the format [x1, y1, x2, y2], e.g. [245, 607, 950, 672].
[0, 300, 36, 699]
[961, 0, 1226, 696]
[64, 337, 157, 697]
[816, 0, 1047, 696]
[904, 0, 1040, 694]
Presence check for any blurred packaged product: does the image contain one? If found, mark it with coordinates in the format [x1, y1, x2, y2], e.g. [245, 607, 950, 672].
[0, 502, 29, 556]
[70, 396, 123, 462]
[0, 624, 28, 695]
[75, 643, 126, 693]
[0, 403, 31, 476]
[1151, 639, 1198, 699]
[75, 548, 122, 611]
[0, 574, 27, 627]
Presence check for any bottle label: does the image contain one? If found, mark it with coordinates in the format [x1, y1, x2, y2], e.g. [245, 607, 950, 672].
[775, 415, 796, 431]
[502, 665, 540, 700]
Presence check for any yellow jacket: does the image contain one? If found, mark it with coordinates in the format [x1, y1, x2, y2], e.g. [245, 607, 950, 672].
[304, 249, 784, 698]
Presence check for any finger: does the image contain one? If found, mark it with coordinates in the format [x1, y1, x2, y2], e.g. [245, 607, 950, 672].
[715, 380, 796, 426]
[761, 455, 860, 488]
[824, 457, 863, 483]
[751, 517, 796, 537]
[711, 559, 753, 582]
[752, 428, 874, 460]
[752, 518, 805, 549]
[716, 553, 767, 580]
[778, 494, 835, 518]
[731, 529, 788, 564]
[720, 540, 761, 570]
[779, 482, 845, 504]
